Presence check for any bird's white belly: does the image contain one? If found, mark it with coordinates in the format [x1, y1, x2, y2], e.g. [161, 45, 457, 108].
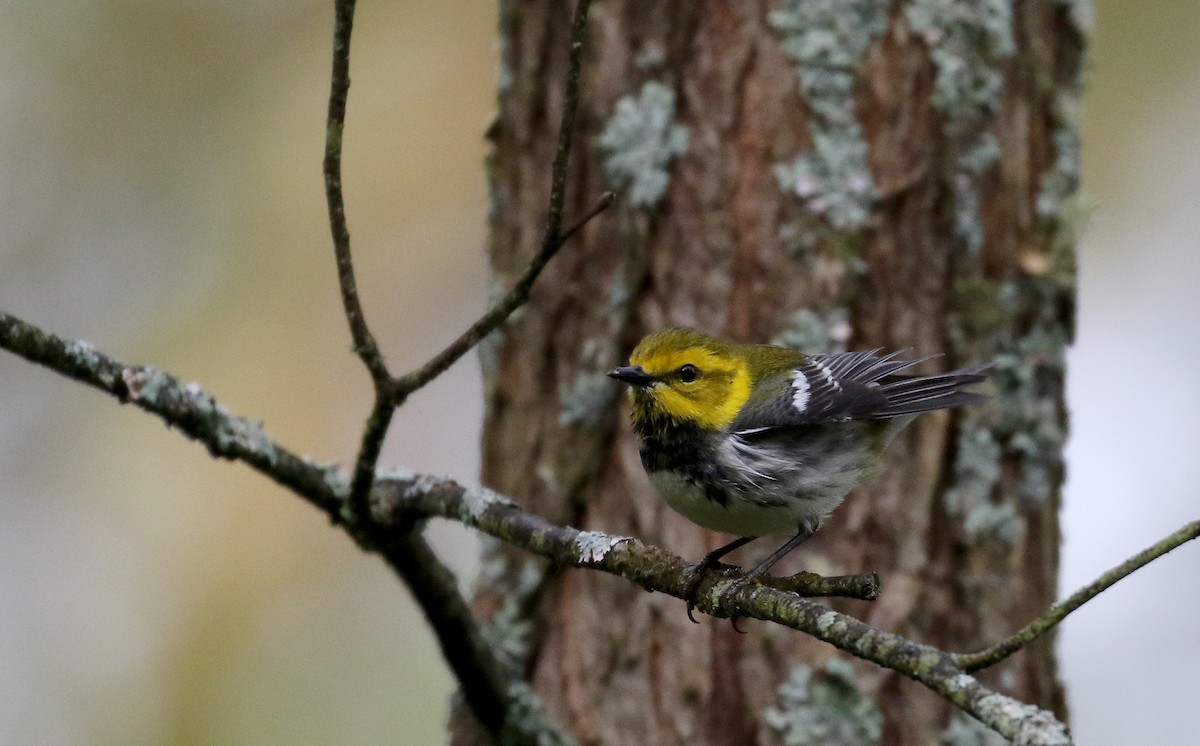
[649, 470, 811, 538]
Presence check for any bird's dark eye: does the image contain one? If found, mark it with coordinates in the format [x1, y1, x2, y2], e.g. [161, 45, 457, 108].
[678, 364, 699, 383]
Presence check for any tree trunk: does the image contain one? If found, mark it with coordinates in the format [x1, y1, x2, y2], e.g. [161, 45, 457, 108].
[469, 1, 1083, 743]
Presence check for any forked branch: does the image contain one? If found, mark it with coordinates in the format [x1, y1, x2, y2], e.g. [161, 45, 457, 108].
[323, 0, 608, 525]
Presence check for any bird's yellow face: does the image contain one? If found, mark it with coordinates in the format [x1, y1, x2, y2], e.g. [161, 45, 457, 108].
[610, 328, 752, 431]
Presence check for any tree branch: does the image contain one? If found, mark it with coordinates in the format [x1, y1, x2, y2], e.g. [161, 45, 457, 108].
[7, 309, 1195, 744]
[0, 311, 560, 742]
[953, 519, 1200, 672]
[371, 476, 1068, 745]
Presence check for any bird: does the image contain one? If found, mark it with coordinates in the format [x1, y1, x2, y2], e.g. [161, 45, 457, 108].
[608, 326, 989, 621]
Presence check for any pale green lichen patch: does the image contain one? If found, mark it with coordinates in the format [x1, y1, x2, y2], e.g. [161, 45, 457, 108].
[943, 424, 1024, 544]
[940, 711, 1010, 746]
[963, 501, 1021, 543]
[770, 0, 888, 116]
[1058, 0, 1095, 38]
[122, 368, 281, 469]
[905, 0, 1014, 121]
[376, 466, 416, 481]
[905, 0, 1015, 255]
[597, 81, 688, 208]
[483, 598, 533, 672]
[1038, 124, 1081, 221]
[558, 371, 616, 428]
[773, 307, 852, 354]
[480, 558, 543, 673]
[816, 609, 841, 635]
[121, 366, 172, 405]
[574, 531, 627, 564]
[458, 483, 514, 524]
[992, 322, 1069, 504]
[499, 682, 579, 746]
[770, 0, 888, 232]
[477, 328, 503, 382]
[559, 337, 621, 427]
[1036, 99, 1091, 278]
[916, 650, 945, 676]
[974, 693, 1071, 746]
[954, 134, 1001, 253]
[948, 207, 1073, 523]
[63, 339, 114, 386]
[764, 660, 882, 746]
[774, 134, 875, 231]
[303, 456, 350, 498]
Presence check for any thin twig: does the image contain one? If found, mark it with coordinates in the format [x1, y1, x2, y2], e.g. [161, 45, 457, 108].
[343, 0, 604, 520]
[559, 190, 614, 243]
[347, 397, 395, 527]
[324, 0, 389, 383]
[390, 189, 612, 402]
[343, 190, 612, 521]
[323, 0, 399, 525]
[389, 1, 599, 401]
[953, 519, 1200, 672]
[317, 0, 599, 733]
[342, 0, 602, 520]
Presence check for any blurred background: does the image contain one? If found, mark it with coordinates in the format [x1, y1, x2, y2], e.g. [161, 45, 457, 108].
[0, 1, 1195, 743]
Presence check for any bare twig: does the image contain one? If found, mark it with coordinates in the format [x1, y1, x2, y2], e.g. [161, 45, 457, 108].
[346, 397, 396, 528]
[323, 0, 602, 732]
[324, 0, 387, 383]
[390, 190, 612, 401]
[559, 190, 615, 243]
[340, 0, 605, 522]
[953, 519, 1200, 672]
[389, 4, 601, 402]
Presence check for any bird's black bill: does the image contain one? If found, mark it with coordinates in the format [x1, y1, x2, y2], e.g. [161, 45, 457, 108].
[607, 365, 655, 387]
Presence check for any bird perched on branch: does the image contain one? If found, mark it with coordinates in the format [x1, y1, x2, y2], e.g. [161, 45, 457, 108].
[609, 327, 989, 621]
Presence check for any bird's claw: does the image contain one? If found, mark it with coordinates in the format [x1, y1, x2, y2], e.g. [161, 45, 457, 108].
[683, 561, 752, 630]
[718, 578, 750, 632]
[682, 561, 708, 624]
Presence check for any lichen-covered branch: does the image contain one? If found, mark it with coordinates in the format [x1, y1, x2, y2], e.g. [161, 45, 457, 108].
[371, 475, 1068, 746]
[0, 311, 554, 742]
[4, 309, 1195, 744]
[953, 520, 1200, 672]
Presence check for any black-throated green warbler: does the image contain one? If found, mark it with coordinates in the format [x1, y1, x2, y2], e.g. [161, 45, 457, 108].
[608, 327, 989, 620]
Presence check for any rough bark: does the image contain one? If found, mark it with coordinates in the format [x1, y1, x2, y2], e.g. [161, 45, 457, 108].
[469, 1, 1083, 743]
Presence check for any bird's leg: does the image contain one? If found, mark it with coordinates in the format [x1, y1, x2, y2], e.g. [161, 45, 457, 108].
[683, 535, 756, 623]
[717, 527, 816, 616]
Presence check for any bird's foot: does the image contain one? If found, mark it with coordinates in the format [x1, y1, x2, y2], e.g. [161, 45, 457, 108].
[716, 576, 753, 633]
[682, 559, 716, 624]
[684, 562, 757, 632]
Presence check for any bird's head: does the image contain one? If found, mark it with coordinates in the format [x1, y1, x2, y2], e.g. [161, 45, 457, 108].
[608, 327, 752, 431]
